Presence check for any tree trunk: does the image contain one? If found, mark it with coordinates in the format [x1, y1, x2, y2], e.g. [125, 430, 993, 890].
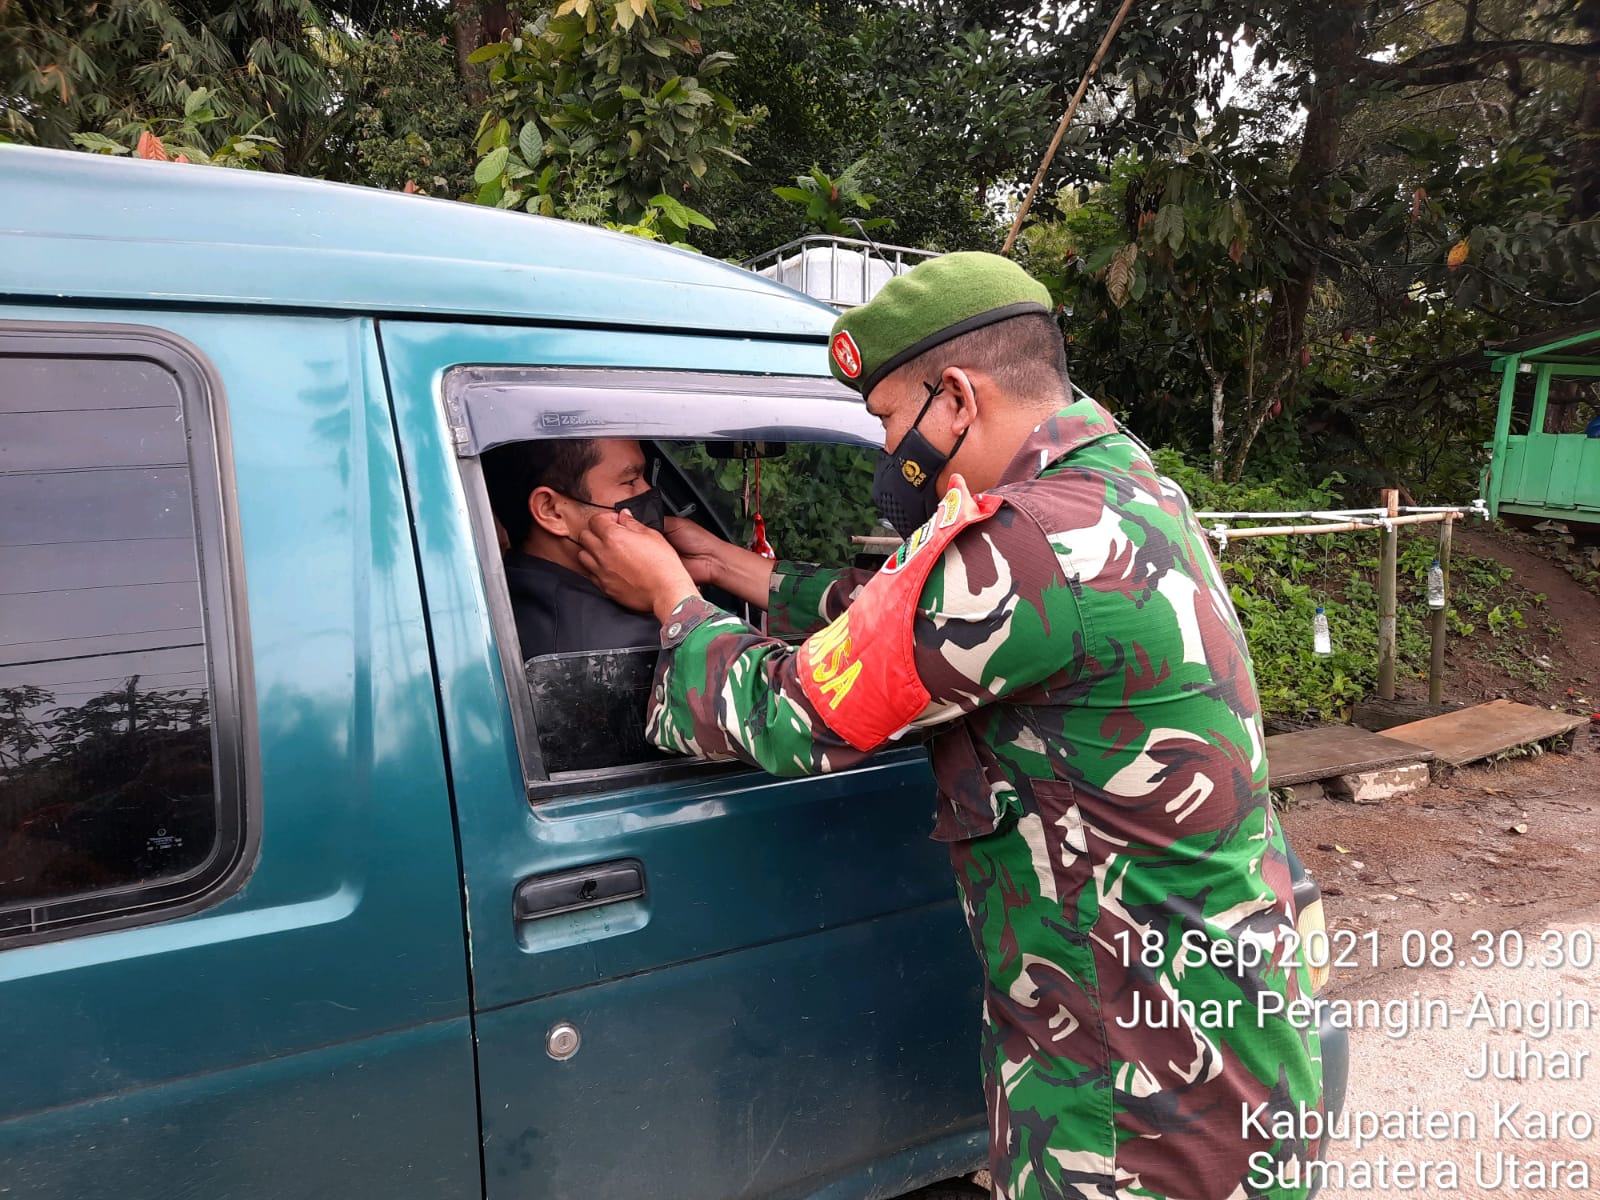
[1571, 0, 1600, 219]
[454, 0, 513, 108]
[1196, 339, 1227, 480]
[1224, 0, 1364, 482]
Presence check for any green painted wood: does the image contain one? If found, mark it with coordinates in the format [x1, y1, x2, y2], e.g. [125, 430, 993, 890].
[1488, 358, 1520, 518]
[1513, 437, 1559, 508]
[1578, 441, 1600, 509]
[1487, 326, 1600, 361]
[1548, 437, 1584, 507]
[1531, 362, 1553, 435]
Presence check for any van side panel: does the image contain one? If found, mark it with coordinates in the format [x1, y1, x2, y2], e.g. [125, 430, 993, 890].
[0, 309, 479, 1198]
[381, 320, 987, 1199]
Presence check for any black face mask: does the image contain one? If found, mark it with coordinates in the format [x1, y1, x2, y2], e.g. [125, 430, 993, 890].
[872, 382, 966, 539]
[564, 487, 666, 533]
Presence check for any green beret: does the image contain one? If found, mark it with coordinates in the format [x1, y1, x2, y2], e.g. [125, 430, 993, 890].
[827, 251, 1052, 396]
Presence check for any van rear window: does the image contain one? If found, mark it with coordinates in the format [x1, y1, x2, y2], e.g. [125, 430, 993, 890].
[0, 335, 249, 942]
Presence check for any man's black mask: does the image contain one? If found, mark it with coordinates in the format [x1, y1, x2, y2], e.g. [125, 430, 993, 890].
[565, 488, 666, 533]
[872, 382, 966, 539]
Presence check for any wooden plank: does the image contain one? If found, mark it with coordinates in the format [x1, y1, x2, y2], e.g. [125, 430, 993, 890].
[1265, 725, 1434, 788]
[1385, 699, 1586, 767]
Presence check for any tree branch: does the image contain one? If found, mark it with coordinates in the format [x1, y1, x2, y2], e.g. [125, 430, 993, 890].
[1355, 39, 1600, 86]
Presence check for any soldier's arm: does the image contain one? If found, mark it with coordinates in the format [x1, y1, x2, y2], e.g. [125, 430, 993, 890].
[646, 510, 1078, 775]
[765, 561, 875, 638]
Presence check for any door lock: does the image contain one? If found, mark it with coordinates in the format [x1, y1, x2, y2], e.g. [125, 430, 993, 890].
[546, 1021, 581, 1061]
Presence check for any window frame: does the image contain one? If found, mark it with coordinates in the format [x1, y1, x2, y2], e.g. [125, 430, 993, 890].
[0, 322, 258, 947]
[445, 365, 881, 800]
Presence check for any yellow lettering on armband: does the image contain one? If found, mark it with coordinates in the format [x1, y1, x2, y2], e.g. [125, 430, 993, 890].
[816, 660, 862, 708]
[806, 615, 863, 709]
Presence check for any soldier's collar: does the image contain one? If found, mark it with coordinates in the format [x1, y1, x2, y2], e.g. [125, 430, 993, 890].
[995, 397, 1125, 487]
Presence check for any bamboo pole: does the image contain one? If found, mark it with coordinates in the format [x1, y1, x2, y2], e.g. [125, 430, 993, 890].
[1377, 489, 1399, 700]
[1381, 512, 1460, 529]
[1001, 0, 1137, 256]
[1428, 515, 1454, 704]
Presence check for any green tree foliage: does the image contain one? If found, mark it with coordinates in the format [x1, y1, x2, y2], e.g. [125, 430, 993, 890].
[697, 0, 1012, 258]
[688, 0, 870, 256]
[334, 29, 478, 196]
[673, 443, 880, 567]
[465, 0, 751, 243]
[1014, 0, 1600, 494]
[2, 0, 342, 171]
[772, 161, 892, 236]
[7, 0, 1597, 495]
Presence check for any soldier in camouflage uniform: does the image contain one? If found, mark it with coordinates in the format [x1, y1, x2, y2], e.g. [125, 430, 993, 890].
[578, 253, 1324, 1200]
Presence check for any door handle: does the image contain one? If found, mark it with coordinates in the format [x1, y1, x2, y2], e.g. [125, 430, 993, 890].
[515, 859, 645, 922]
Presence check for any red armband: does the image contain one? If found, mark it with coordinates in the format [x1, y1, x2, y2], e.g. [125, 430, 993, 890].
[796, 476, 1002, 751]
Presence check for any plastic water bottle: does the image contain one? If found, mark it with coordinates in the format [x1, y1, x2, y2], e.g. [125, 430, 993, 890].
[1427, 559, 1446, 609]
[1312, 606, 1332, 657]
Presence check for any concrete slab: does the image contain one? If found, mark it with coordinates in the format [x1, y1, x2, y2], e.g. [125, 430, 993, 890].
[1291, 762, 1432, 805]
[1385, 698, 1586, 767]
[1350, 761, 1432, 803]
[1266, 724, 1434, 788]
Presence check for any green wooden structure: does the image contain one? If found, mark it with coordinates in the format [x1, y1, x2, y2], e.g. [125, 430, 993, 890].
[1483, 323, 1600, 538]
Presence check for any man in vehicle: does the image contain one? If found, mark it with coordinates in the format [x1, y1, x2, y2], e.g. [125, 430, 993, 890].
[575, 253, 1325, 1200]
[482, 437, 665, 660]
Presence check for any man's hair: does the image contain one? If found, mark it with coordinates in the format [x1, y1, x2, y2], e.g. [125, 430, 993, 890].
[893, 311, 1070, 407]
[482, 438, 602, 548]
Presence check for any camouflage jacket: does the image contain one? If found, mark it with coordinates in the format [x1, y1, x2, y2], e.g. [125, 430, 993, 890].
[648, 397, 1322, 1197]
[651, 397, 1269, 842]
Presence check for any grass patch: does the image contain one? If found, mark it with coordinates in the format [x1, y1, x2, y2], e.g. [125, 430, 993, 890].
[1158, 452, 1555, 722]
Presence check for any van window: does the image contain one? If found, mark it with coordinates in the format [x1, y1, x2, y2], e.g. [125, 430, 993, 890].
[664, 442, 883, 568]
[0, 340, 248, 942]
[472, 433, 885, 787]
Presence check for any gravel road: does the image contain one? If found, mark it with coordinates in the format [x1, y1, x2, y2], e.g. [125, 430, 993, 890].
[1312, 906, 1599, 1198]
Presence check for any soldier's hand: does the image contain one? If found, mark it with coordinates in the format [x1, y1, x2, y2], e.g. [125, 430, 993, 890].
[663, 516, 728, 587]
[662, 516, 777, 611]
[577, 510, 700, 624]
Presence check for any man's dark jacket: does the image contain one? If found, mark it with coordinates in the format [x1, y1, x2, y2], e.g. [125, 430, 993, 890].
[504, 551, 660, 660]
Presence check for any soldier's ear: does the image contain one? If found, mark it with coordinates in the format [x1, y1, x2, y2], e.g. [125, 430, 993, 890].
[944, 367, 979, 437]
[528, 486, 574, 539]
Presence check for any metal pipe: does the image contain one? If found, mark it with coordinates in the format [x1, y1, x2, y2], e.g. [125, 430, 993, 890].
[1194, 506, 1477, 520]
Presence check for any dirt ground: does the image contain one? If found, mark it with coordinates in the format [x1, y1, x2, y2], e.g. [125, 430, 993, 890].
[1284, 523, 1600, 987]
[1440, 524, 1599, 711]
[1277, 522, 1600, 1199]
[1283, 726, 1600, 998]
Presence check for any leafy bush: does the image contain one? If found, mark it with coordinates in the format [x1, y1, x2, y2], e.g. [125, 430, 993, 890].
[1156, 450, 1533, 720]
[670, 442, 879, 568]
[466, 0, 751, 244]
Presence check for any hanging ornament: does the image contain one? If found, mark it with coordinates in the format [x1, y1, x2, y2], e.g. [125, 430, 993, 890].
[749, 513, 775, 560]
[748, 456, 775, 560]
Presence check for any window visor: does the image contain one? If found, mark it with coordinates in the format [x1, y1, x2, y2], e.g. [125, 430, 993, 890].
[443, 367, 882, 456]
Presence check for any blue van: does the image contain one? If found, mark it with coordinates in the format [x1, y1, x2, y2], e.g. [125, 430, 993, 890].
[0, 145, 1344, 1200]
